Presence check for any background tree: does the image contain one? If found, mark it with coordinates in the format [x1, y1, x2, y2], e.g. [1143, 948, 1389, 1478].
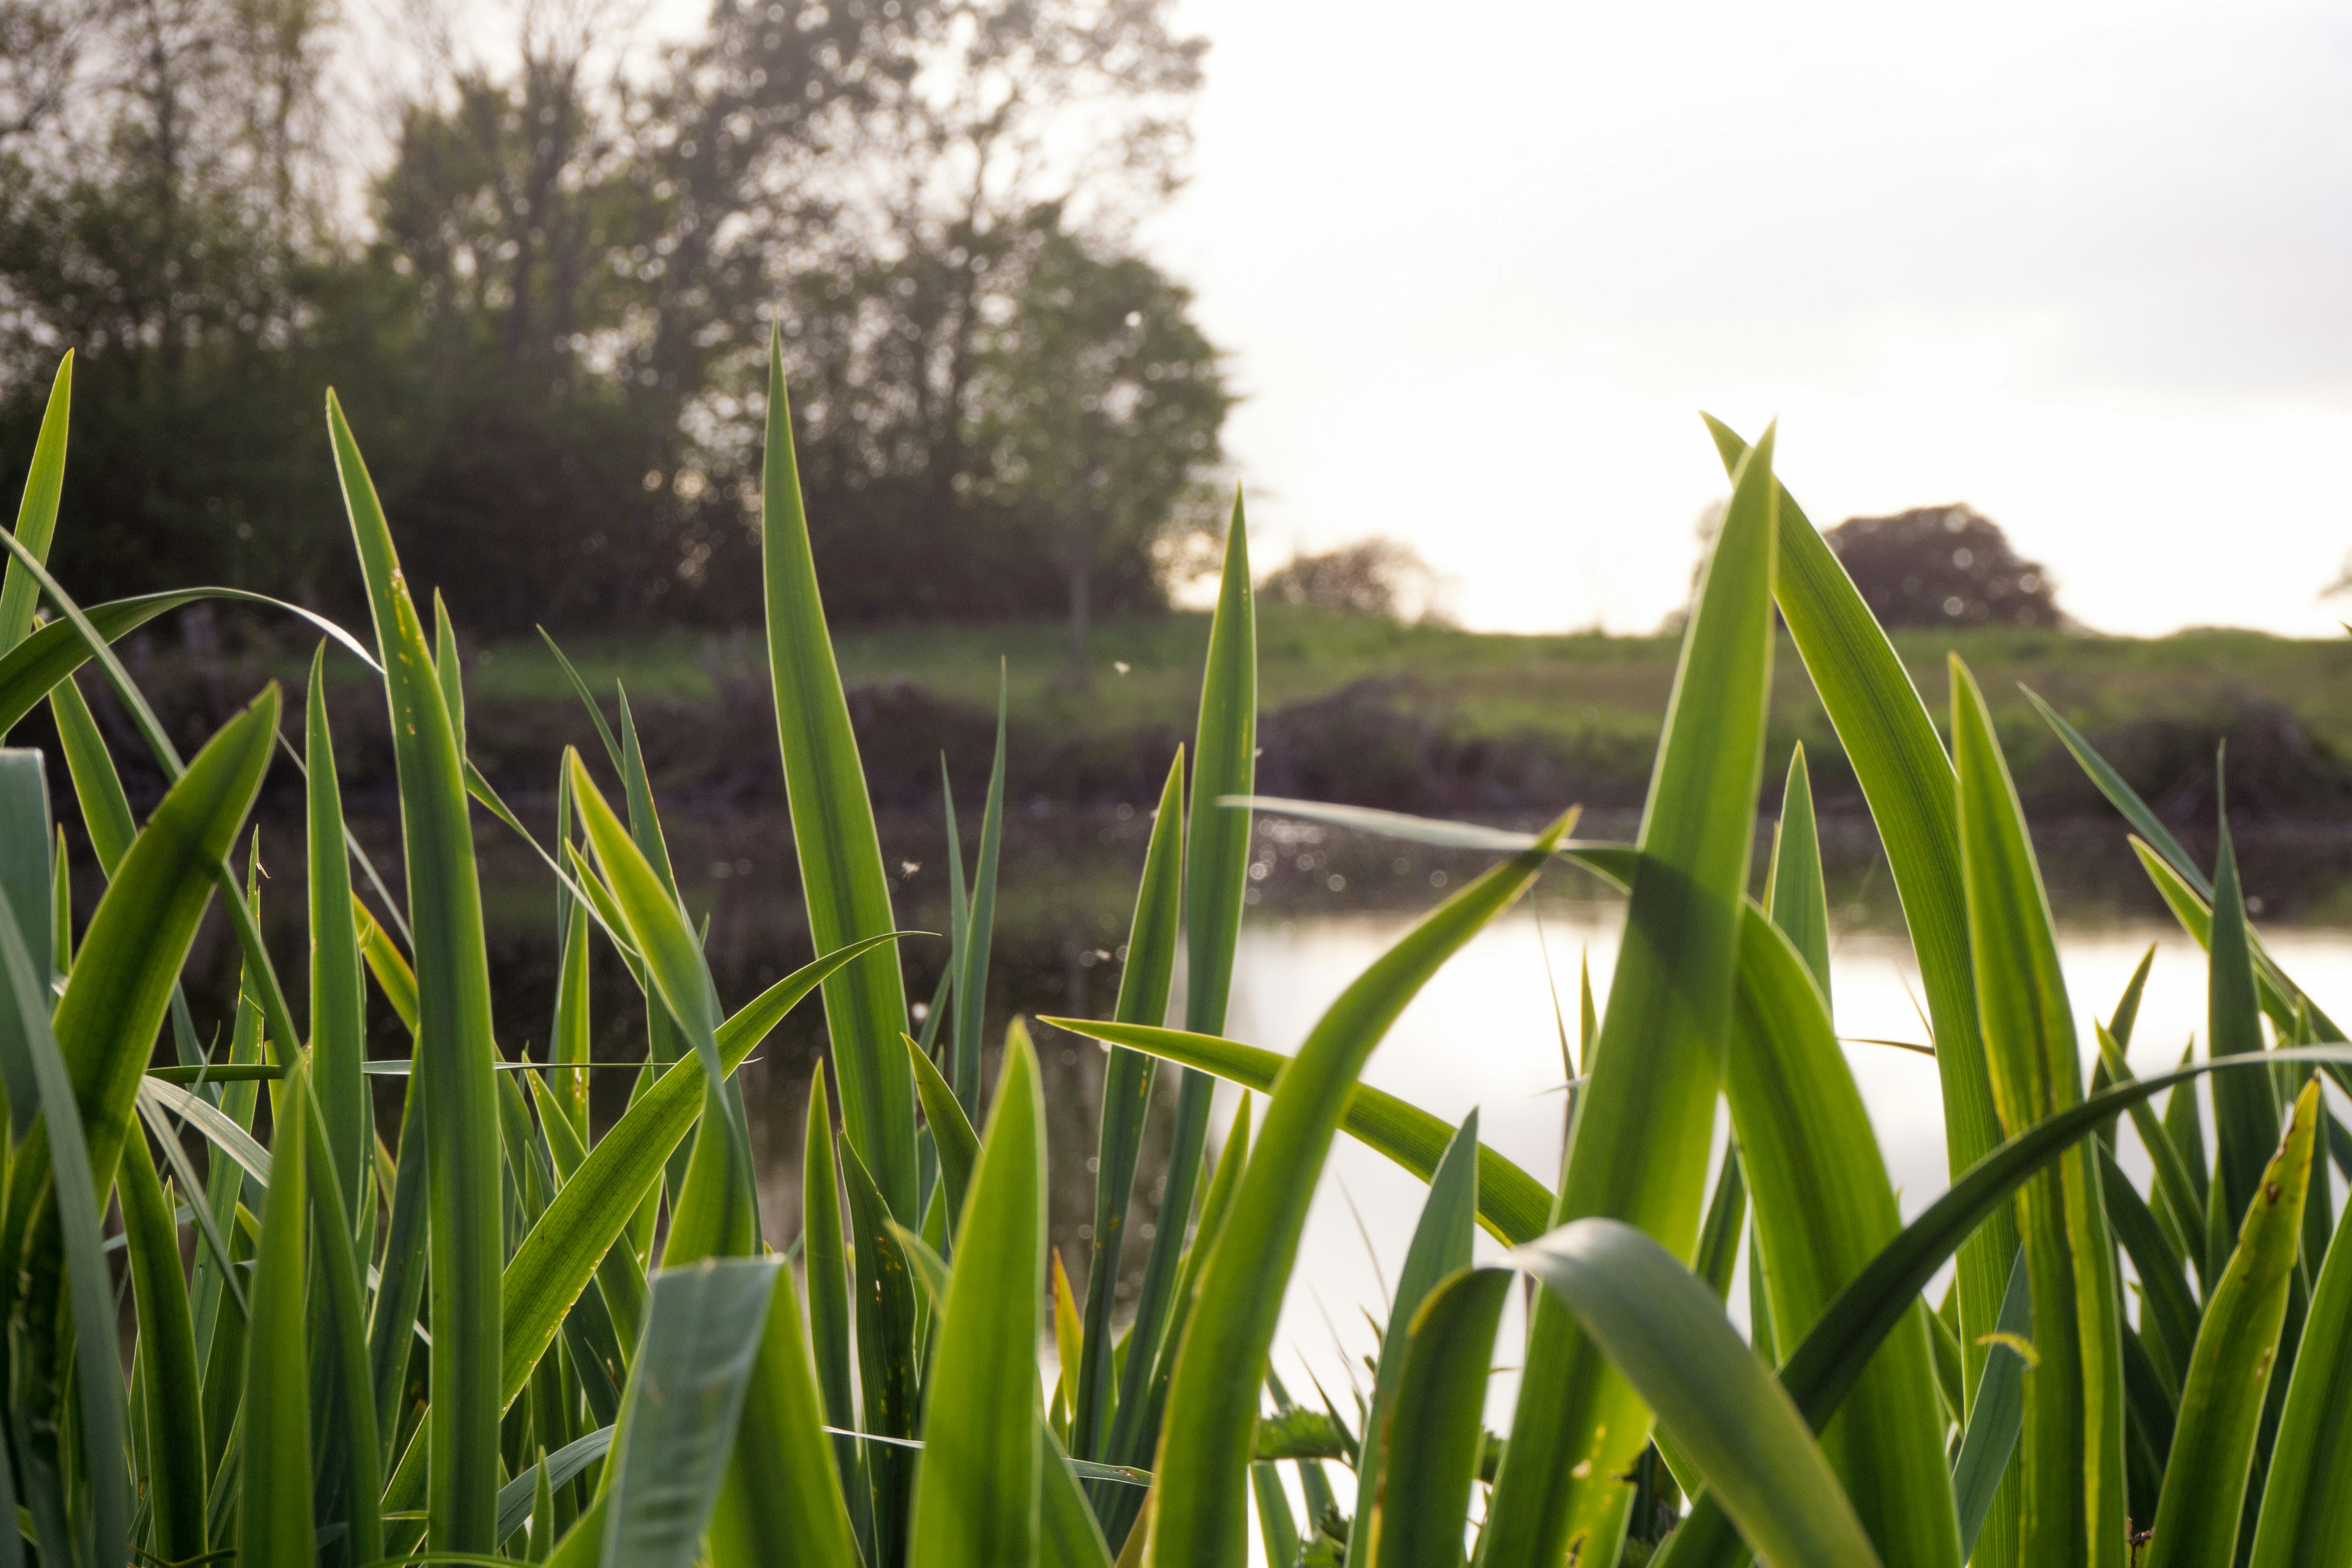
[1258, 537, 1449, 623]
[0, 0, 1233, 635]
[1824, 503, 2065, 628]
[970, 214, 1227, 674]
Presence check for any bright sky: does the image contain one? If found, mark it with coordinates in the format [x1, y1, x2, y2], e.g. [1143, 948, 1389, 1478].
[1146, 0, 2352, 634]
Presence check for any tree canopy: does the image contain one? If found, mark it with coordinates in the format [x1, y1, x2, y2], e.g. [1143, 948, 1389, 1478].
[0, 0, 1231, 637]
[1824, 504, 2065, 629]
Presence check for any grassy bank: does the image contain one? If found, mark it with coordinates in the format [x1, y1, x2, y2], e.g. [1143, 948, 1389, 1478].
[398, 608, 2352, 820]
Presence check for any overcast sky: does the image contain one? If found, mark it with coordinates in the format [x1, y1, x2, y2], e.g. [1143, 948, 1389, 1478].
[1140, 0, 2352, 634]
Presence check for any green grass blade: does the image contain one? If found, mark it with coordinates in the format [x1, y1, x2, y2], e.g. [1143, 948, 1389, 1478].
[1042, 1424, 1117, 1568]
[708, 1263, 865, 1568]
[1365, 1265, 1512, 1568]
[496, 1427, 614, 1544]
[1120, 495, 1257, 1508]
[1144, 812, 1566, 1566]
[802, 1064, 871, 1550]
[2209, 803, 2279, 1240]
[2093, 1023, 2210, 1298]
[0, 884, 127, 1568]
[952, 670, 1008, 1121]
[758, 326, 917, 1219]
[369, 1065, 429, 1455]
[307, 644, 372, 1232]
[841, 1134, 919, 1566]
[1765, 742, 1831, 1000]
[1515, 1219, 1881, 1568]
[907, 1031, 979, 1239]
[1725, 911, 1958, 1566]
[2147, 1079, 2321, 1567]
[1041, 1018, 1552, 1246]
[910, 1023, 1047, 1568]
[0, 351, 68, 657]
[1486, 428, 1778, 1568]
[301, 1070, 385, 1566]
[0, 749, 50, 1125]
[1693, 1143, 1746, 1303]
[1704, 419, 2018, 1455]
[1350, 1112, 1480, 1568]
[329, 391, 505, 1550]
[1953, 654, 2128, 1567]
[2021, 687, 2205, 900]
[1076, 749, 1185, 1461]
[491, 933, 904, 1415]
[240, 1060, 315, 1568]
[2250, 1123, 2352, 1564]
[122, 1126, 207, 1564]
[2097, 1146, 2198, 1379]
[1951, 1249, 2032, 1558]
[597, 1258, 780, 1568]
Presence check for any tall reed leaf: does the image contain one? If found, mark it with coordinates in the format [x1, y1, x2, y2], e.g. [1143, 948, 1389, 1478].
[2250, 1114, 2352, 1564]
[1703, 419, 2018, 1452]
[910, 1023, 1048, 1568]
[306, 645, 371, 1227]
[1145, 813, 1566, 1567]
[241, 1061, 315, 1568]
[708, 1265, 866, 1568]
[0, 351, 68, 656]
[1366, 1265, 1512, 1568]
[1513, 1220, 1881, 1568]
[1484, 429, 1776, 1568]
[758, 326, 917, 1218]
[328, 391, 505, 1549]
[2144, 1078, 2319, 1568]
[1952, 656, 2126, 1567]
[1076, 749, 1184, 1461]
[595, 1258, 781, 1568]
[121, 1130, 206, 1564]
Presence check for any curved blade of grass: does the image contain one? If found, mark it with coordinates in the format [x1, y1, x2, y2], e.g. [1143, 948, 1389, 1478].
[122, 1118, 206, 1563]
[1653, 1045, 2352, 1568]
[0, 350, 69, 657]
[910, 1023, 1047, 1568]
[1953, 655, 2128, 1568]
[0, 883, 126, 1568]
[907, 1031, 979, 1239]
[1485, 429, 1777, 1568]
[1363, 1265, 1511, 1568]
[496, 1427, 614, 1545]
[2097, 1146, 2198, 1379]
[1514, 1219, 1881, 1568]
[1725, 909, 1959, 1566]
[2145, 1079, 2320, 1568]
[241, 1059, 314, 1568]
[2249, 1129, 2352, 1564]
[1043, 1424, 1117, 1568]
[1144, 812, 1567, 1567]
[1952, 1248, 2032, 1558]
[329, 390, 505, 1550]
[1042, 1018, 1553, 1247]
[759, 327, 917, 1219]
[492, 934, 904, 1415]
[1704, 419, 2018, 1454]
[307, 644, 372, 1230]
[1349, 1110, 1480, 1568]
[3, 685, 277, 1457]
[2093, 1022, 2209, 1298]
[598, 1258, 780, 1568]
[1076, 748, 1185, 1461]
[708, 1262, 865, 1568]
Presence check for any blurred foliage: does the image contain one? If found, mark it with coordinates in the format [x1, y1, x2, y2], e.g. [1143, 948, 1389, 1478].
[0, 0, 1229, 637]
[1824, 503, 2064, 628]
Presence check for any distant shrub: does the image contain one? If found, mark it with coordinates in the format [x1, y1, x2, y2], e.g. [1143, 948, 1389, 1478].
[1258, 537, 1451, 622]
[1825, 504, 2064, 628]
